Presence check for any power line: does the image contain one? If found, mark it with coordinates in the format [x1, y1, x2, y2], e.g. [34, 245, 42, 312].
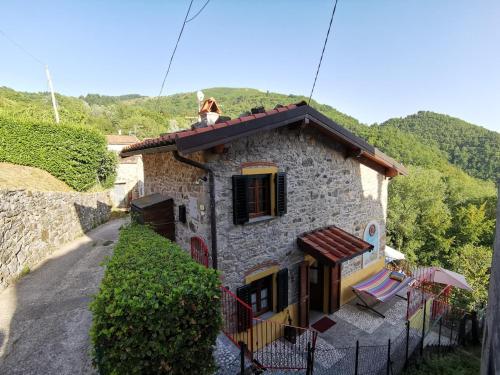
[186, 0, 210, 23]
[0, 28, 44, 65]
[156, 0, 195, 106]
[0, 28, 60, 123]
[308, 0, 339, 105]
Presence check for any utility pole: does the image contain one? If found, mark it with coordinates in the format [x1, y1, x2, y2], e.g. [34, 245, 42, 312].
[45, 65, 60, 123]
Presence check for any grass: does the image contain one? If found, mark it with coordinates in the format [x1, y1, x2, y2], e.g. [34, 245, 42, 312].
[15, 265, 31, 282]
[109, 208, 129, 220]
[403, 346, 481, 375]
[0, 162, 73, 192]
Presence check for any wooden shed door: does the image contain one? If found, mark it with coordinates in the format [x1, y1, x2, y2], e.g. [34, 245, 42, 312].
[329, 263, 341, 313]
[299, 261, 310, 328]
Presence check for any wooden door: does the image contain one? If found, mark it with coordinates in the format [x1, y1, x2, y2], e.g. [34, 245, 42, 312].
[309, 262, 324, 311]
[299, 261, 310, 328]
[329, 263, 341, 313]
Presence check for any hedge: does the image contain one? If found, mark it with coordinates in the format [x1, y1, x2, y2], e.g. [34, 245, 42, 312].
[90, 224, 222, 375]
[0, 115, 116, 191]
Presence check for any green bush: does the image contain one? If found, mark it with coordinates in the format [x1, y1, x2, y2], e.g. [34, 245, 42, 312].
[98, 151, 118, 189]
[0, 115, 116, 191]
[90, 224, 221, 375]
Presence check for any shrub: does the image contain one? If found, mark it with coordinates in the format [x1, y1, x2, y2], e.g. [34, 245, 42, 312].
[90, 224, 221, 375]
[98, 151, 118, 189]
[0, 115, 116, 191]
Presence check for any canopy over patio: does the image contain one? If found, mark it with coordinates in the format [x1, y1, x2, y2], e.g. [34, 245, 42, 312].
[297, 225, 373, 264]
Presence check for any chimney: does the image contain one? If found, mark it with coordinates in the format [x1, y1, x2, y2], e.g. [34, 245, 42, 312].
[193, 97, 221, 128]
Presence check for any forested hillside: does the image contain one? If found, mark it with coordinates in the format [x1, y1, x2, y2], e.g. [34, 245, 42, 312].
[0, 86, 365, 137]
[380, 112, 499, 181]
[1, 85, 497, 308]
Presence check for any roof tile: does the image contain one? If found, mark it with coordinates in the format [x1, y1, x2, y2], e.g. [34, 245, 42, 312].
[297, 225, 373, 264]
[121, 103, 302, 154]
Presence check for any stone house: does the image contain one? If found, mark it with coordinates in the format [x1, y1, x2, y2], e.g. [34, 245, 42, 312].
[121, 101, 407, 328]
[106, 135, 144, 208]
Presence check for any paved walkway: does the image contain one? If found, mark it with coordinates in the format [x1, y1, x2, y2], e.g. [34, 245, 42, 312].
[0, 218, 127, 375]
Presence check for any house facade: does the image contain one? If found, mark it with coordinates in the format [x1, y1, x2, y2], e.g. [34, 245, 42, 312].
[121, 101, 406, 327]
[106, 135, 144, 208]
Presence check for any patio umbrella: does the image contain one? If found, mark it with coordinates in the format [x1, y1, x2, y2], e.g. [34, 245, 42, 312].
[419, 267, 473, 291]
[384, 245, 405, 261]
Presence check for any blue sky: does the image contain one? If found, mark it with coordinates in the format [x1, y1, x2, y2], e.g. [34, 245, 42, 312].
[1, 0, 499, 132]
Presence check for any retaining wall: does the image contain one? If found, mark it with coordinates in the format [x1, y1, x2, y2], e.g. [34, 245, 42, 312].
[0, 189, 111, 291]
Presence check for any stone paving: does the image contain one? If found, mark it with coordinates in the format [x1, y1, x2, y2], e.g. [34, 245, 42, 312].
[214, 334, 251, 375]
[314, 293, 409, 348]
[215, 296, 410, 374]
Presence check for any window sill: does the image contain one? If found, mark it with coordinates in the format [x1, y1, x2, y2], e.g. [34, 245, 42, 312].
[253, 311, 276, 323]
[246, 215, 275, 225]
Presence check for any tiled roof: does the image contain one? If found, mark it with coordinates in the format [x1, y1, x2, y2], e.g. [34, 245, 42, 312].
[120, 101, 407, 176]
[297, 225, 373, 264]
[121, 103, 301, 154]
[106, 135, 139, 145]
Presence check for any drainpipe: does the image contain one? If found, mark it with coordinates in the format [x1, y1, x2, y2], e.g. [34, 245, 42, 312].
[173, 151, 217, 270]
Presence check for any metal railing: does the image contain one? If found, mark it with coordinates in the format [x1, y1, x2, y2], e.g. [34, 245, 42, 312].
[220, 286, 317, 371]
[190, 236, 209, 267]
[252, 318, 317, 370]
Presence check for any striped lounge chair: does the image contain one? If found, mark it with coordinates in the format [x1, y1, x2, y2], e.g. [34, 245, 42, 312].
[352, 268, 413, 318]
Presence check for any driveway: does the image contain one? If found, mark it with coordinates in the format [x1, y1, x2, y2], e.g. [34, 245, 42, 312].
[0, 218, 127, 375]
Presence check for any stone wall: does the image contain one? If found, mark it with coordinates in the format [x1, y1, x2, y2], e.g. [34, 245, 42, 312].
[0, 189, 111, 291]
[142, 152, 211, 253]
[206, 125, 388, 300]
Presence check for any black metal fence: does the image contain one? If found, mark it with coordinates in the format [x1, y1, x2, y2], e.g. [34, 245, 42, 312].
[224, 301, 484, 374]
[309, 303, 481, 375]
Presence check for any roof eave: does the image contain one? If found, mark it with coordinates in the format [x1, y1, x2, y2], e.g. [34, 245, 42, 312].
[119, 104, 407, 176]
[120, 144, 177, 157]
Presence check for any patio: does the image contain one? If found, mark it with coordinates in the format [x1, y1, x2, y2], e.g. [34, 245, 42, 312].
[311, 291, 409, 348]
[309, 293, 410, 374]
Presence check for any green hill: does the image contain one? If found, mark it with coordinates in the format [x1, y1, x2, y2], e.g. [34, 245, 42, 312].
[379, 111, 499, 181]
[0, 86, 366, 138]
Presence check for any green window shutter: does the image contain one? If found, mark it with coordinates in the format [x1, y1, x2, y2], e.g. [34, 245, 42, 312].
[275, 172, 287, 216]
[277, 268, 289, 312]
[232, 175, 249, 224]
[236, 284, 253, 332]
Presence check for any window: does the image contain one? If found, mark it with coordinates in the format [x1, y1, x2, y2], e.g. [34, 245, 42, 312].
[247, 174, 271, 218]
[232, 171, 287, 225]
[249, 276, 272, 316]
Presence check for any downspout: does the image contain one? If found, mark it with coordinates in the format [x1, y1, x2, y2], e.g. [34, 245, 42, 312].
[173, 151, 218, 270]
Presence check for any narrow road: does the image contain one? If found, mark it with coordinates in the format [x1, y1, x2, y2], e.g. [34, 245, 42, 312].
[0, 218, 127, 375]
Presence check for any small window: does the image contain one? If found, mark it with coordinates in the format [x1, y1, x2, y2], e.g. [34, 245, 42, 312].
[232, 171, 287, 225]
[248, 276, 272, 316]
[247, 174, 271, 218]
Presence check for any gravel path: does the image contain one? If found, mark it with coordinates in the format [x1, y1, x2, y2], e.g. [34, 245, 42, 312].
[0, 218, 127, 375]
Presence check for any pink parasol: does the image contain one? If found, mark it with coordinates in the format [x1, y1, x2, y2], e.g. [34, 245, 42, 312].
[419, 266, 472, 291]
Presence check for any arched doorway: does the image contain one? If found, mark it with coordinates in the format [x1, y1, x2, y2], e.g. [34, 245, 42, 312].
[190, 236, 209, 267]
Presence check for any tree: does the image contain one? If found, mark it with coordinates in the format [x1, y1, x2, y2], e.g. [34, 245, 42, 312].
[450, 243, 492, 310]
[452, 203, 495, 247]
[387, 167, 452, 265]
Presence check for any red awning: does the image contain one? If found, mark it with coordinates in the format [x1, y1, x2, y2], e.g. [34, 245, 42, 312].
[297, 225, 373, 265]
